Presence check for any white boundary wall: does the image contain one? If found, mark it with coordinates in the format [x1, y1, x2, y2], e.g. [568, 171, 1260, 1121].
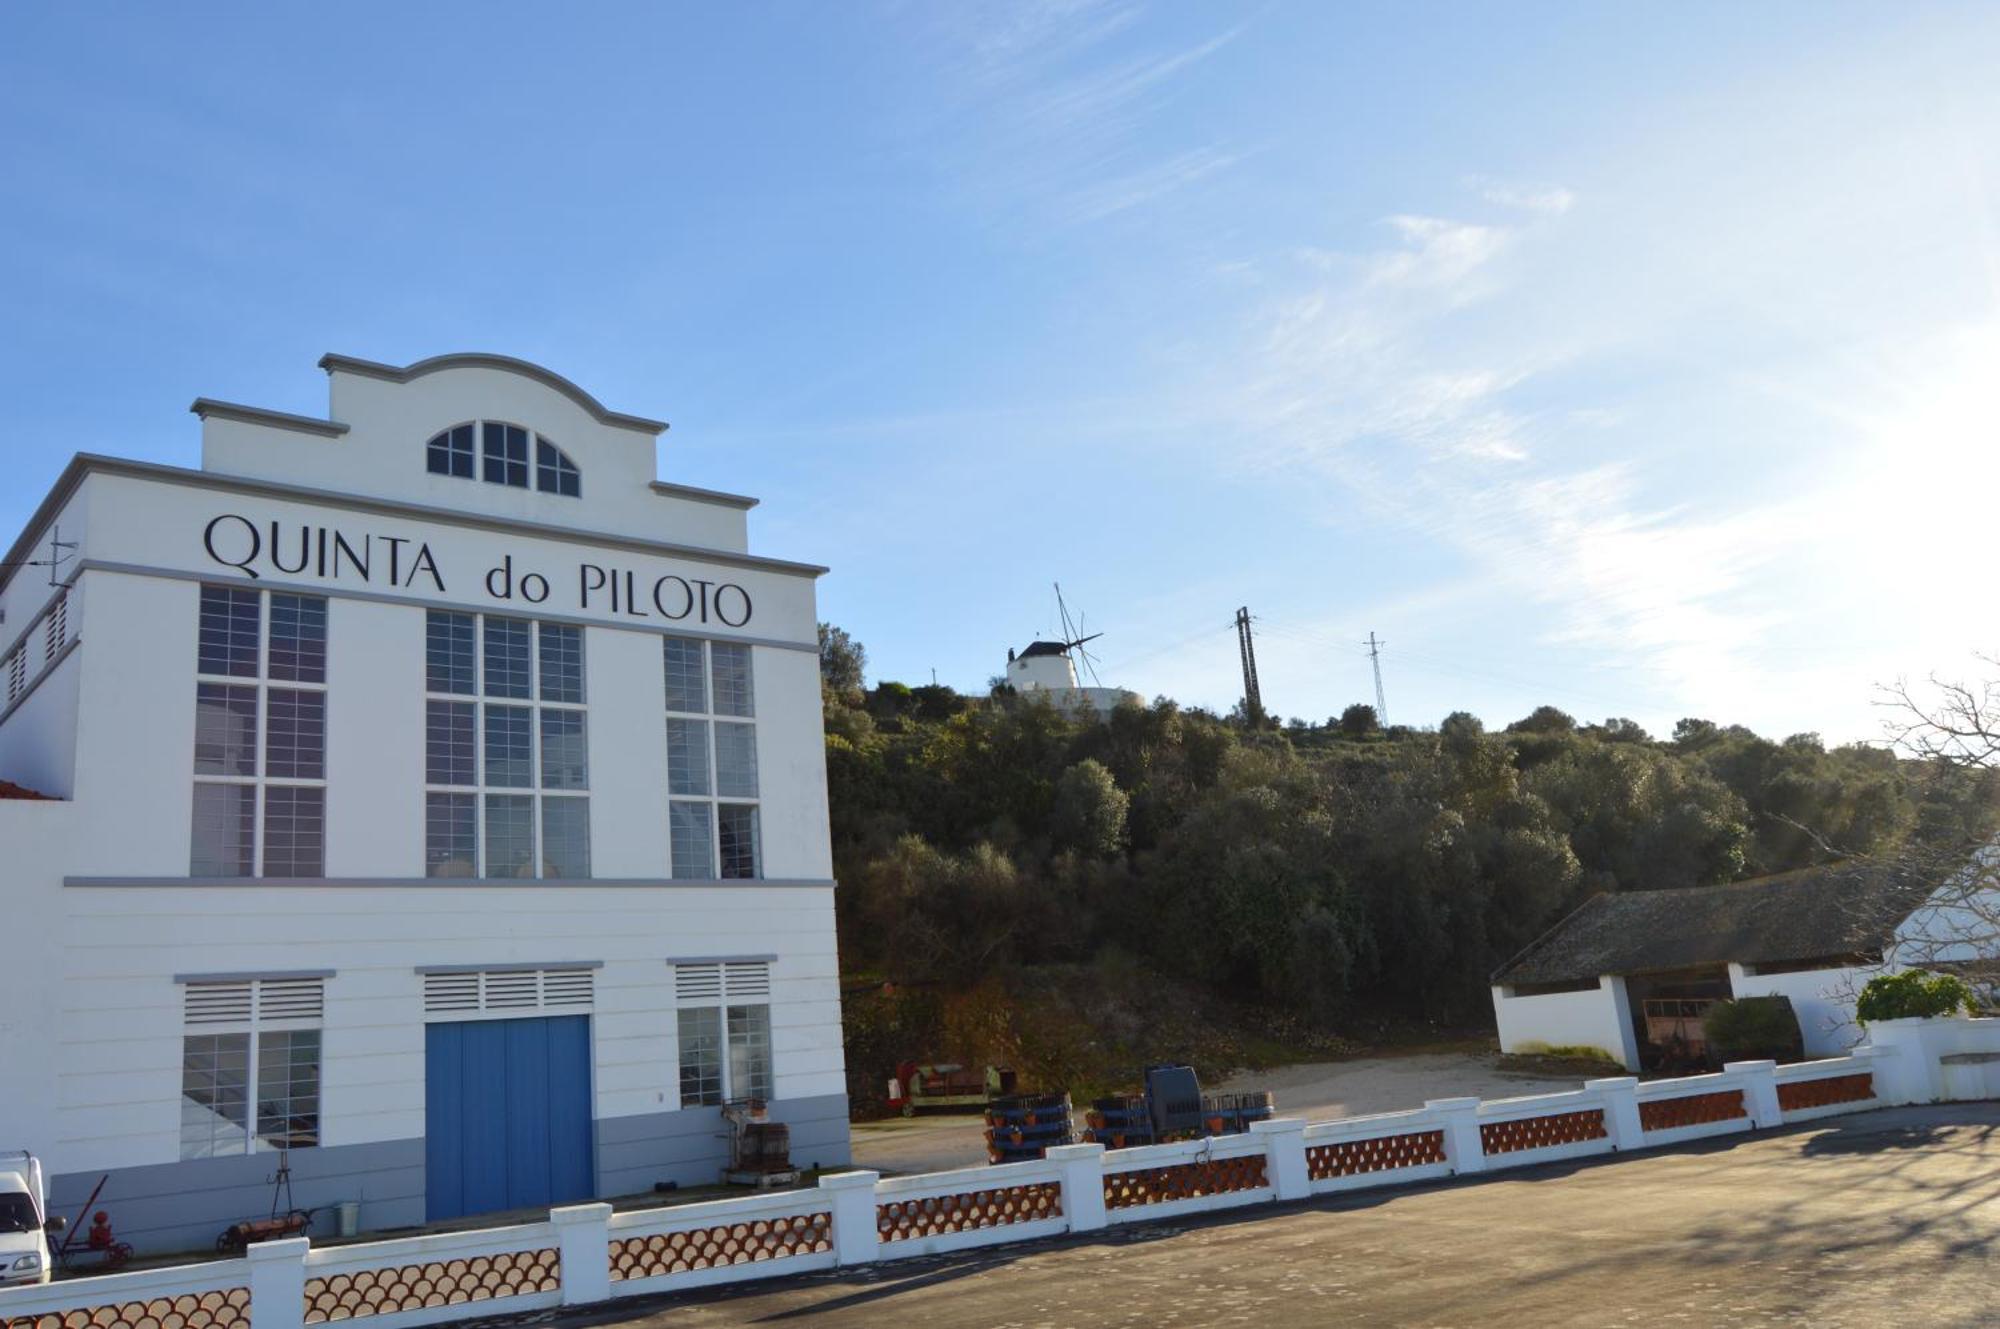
[1491, 975, 1640, 1069]
[8, 1019, 1995, 1329]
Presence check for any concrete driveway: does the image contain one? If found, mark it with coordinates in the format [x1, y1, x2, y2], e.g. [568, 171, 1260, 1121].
[853, 1051, 1585, 1175]
[538, 1103, 2000, 1328]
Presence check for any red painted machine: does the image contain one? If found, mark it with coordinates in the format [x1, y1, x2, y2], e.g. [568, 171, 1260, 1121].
[885, 1063, 1017, 1116]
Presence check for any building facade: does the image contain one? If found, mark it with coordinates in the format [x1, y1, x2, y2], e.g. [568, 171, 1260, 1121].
[0, 354, 849, 1254]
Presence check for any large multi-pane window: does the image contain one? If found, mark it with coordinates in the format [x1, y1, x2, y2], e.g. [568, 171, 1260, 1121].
[425, 611, 590, 878]
[179, 978, 323, 1160]
[663, 637, 760, 880]
[674, 962, 772, 1107]
[191, 587, 327, 877]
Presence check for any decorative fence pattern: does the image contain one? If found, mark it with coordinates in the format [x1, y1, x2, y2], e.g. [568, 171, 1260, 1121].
[302, 1249, 558, 1323]
[1306, 1129, 1446, 1180]
[5, 1039, 1954, 1329]
[1639, 1090, 1745, 1133]
[1480, 1108, 1607, 1156]
[607, 1216, 828, 1282]
[877, 1182, 1060, 1241]
[1777, 1073, 1874, 1113]
[0, 1262, 255, 1329]
[1102, 1155, 1268, 1210]
[3, 1287, 251, 1329]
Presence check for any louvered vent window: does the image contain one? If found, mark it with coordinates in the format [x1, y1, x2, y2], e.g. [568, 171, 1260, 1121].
[674, 963, 725, 1003]
[422, 967, 596, 1015]
[6, 649, 24, 705]
[44, 595, 67, 662]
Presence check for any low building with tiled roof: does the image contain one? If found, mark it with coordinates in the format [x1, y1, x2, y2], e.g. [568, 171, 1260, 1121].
[1489, 863, 1962, 1071]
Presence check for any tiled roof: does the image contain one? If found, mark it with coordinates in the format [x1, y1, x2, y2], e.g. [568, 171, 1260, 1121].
[0, 780, 54, 800]
[1491, 862, 1927, 986]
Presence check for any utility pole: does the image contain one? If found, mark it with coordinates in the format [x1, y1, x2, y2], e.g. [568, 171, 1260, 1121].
[1235, 607, 1263, 722]
[1367, 631, 1388, 728]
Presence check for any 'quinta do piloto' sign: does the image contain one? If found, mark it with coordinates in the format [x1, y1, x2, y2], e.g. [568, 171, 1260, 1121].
[200, 513, 755, 627]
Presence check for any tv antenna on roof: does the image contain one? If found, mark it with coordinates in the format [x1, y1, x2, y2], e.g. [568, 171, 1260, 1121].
[1053, 582, 1104, 687]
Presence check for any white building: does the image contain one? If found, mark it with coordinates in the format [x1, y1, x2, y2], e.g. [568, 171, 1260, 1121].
[0, 353, 849, 1254]
[1488, 864, 1986, 1070]
[1002, 641, 1138, 716]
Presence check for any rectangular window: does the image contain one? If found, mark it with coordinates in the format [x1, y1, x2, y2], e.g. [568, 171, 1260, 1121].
[198, 586, 261, 678]
[180, 979, 323, 1160]
[669, 801, 713, 880]
[483, 617, 532, 699]
[424, 612, 590, 879]
[663, 636, 706, 713]
[728, 1004, 773, 1102]
[484, 793, 536, 877]
[677, 1006, 723, 1107]
[663, 639, 759, 880]
[426, 792, 477, 877]
[262, 787, 325, 877]
[267, 594, 327, 684]
[710, 643, 754, 717]
[666, 718, 710, 795]
[539, 624, 584, 704]
[256, 1029, 322, 1150]
[719, 805, 761, 880]
[191, 782, 256, 877]
[194, 684, 259, 777]
[484, 705, 534, 788]
[181, 1032, 250, 1159]
[427, 611, 476, 695]
[714, 722, 758, 799]
[426, 700, 476, 786]
[192, 588, 328, 877]
[264, 689, 326, 780]
[540, 709, 588, 790]
[541, 798, 590, 878]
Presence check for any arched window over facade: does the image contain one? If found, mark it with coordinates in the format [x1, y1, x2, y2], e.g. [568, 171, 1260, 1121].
[425, 421, 581, 497]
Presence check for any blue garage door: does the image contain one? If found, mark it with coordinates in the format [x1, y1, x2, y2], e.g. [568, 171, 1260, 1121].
[425, 1016, 595, 1222]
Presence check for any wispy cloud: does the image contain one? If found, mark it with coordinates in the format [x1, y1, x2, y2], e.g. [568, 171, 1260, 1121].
[1063, 144, 1238, 222]
[1467, 175, 1577, 215]
[909, 5, 1243, 225]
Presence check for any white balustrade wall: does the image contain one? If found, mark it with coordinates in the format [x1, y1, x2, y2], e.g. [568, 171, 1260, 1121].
[7, 1019, 1995, 1329]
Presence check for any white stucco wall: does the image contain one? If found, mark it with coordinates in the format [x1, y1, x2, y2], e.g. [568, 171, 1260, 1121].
[1726, 962, 1867, 1058]
[1491, 976, 1640, 1070]
[0, 800, 72, 1167]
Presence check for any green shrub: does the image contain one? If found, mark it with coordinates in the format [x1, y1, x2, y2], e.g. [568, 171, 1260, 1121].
[1855, 971, 1974, 1023]
[1703, 996, 1802, 1061]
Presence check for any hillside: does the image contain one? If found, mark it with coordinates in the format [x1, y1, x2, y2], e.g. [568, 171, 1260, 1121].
[818, 628, 2000, 1107]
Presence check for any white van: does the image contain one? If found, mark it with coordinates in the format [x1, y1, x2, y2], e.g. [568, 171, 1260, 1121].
[0, 1153, 65, 1287]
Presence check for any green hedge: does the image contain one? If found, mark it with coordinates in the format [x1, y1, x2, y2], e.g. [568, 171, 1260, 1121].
[1703, 995, 1802, 1061]
[1855, 971, 1973, 1023]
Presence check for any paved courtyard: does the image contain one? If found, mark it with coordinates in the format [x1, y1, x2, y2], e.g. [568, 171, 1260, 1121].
[540, 1103, 2000, 1328]
[853, 1051, 1583, 1175]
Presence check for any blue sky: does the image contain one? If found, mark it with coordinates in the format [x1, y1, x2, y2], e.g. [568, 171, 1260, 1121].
[5, 3, 1998, 743]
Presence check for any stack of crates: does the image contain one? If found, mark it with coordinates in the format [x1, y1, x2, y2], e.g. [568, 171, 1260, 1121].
[1079, 1070, 1277, 1150]
[983, 1092, 1074, 1163]
[1201, 1090, 1275, 1134]
[1081, 1094, 1154, 1149]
